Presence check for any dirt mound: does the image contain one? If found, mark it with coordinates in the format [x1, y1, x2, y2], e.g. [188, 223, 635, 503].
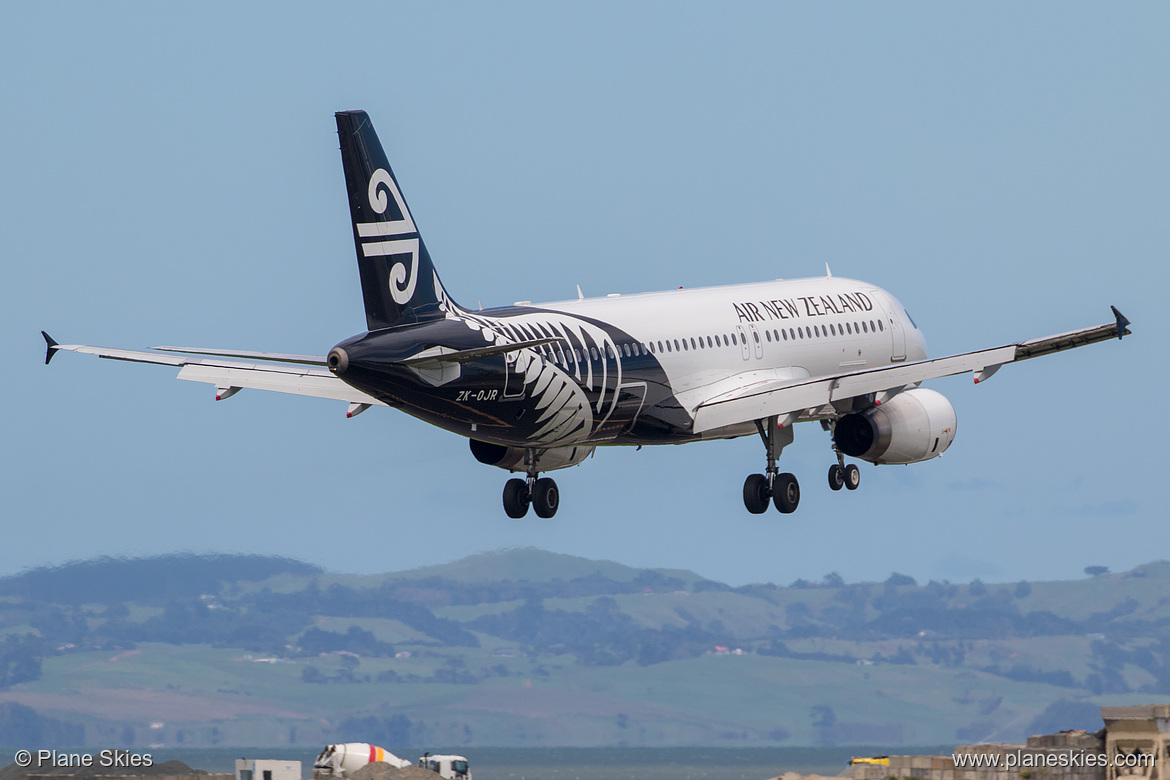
[349, 762, 436, 780]
[0, 757, 200, 780]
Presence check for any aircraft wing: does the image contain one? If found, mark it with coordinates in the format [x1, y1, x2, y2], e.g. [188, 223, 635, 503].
[691, 307, 1130, 434]
[42, 332, 386, 410]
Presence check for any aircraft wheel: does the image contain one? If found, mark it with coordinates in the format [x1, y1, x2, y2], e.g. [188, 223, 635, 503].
[503, 478, 531, 518]
[828, 464, 845, 491]
[532, 477, 560, 518]
[742, 474, 770, 514]
[773, 472, 800, 514]
[844, 463, 861, 491]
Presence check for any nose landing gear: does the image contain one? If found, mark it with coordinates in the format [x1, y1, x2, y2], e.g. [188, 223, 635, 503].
[502, 449, 560, 518]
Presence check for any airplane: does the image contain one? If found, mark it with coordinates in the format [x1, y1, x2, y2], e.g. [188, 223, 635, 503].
[42, 110, 1131, 519]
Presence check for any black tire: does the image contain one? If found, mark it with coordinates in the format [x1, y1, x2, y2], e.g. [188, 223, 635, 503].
[532, 477, 560, 518]
[503, 478, 531, 518]
[773, 472, 800, 513]
[743, 473, 770, 514]
[828, 464, 845, 491]
[844, 463, 861, 491]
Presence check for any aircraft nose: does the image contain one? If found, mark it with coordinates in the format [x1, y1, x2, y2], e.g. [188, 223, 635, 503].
[327, 347, 349, 375]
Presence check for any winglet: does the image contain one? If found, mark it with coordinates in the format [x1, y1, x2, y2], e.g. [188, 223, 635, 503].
[41, 331, 60, 365]
[1111, 306, 1131, 340]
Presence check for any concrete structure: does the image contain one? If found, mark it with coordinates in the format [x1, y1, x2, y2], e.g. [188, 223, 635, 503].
[236, 759, 302, 780]
[1102, 705, 1170, 780]
[851, 730, 1106, 780]
[850, 705, 1170, 780]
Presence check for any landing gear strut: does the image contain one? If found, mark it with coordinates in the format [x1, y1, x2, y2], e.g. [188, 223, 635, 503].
[502, 449, 560, 518]
[743, 417, 800, 514]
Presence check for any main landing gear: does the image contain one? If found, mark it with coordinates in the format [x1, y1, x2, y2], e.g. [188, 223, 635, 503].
[742, 418, 864, 514]
[827, 458, 860, 492]
[502, 450, 559, 519]
[743, 417, 800, 514]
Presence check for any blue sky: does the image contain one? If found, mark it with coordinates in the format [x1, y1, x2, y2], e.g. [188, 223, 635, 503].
[2, 4, 1165, 587]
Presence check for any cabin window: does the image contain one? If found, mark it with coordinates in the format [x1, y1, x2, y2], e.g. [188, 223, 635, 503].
[707, 336, 714, 348]
[674, 339, 680, 351]
[666, 340, 672, 352]
[829, 324, 835, 336]
[814, 325, 820, 338]
[622, 343, 631, 357]
[737, 332, 745, 344]
[765, 330, 772, 342]
[752, 330, 760, 343]
[845, 322, 852, 334]
[604, 344, 613, 359]
[861, 321, 868, 333]
[648, 342, 655, 354]
[590, 347, 599, 361]
[773, 329, 779, 341]
[878, 320, 884, 331]
[797, 329, 803, 339]
[781, 329, 788, 341]
[690, 337, 697, 350]
[697, 337, 705, 349]
[658, 340, 664, 352]
[870, 320, 876, 332]
[682, 339, 689, 351]
[723, 334, 730, 345]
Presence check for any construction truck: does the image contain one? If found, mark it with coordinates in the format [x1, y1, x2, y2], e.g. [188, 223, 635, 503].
[313, 744, 470, 780]
[313, 744, 411, 777]
[417, 753, 471, 780]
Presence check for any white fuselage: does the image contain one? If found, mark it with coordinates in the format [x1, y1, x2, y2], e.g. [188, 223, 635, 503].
[532, 275, 927, 437]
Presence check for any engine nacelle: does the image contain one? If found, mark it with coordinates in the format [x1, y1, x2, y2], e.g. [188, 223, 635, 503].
[470, 439, 595, 472]
[832, 387, 957, 465]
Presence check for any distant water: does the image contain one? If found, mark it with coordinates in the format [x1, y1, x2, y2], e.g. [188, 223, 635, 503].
[145, 746, 950, 780]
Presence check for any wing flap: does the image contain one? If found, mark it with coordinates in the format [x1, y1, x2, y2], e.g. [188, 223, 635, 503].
[177, 365, 384, 405]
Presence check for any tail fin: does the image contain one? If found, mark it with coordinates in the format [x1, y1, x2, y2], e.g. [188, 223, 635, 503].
[336, 110, 451, 330]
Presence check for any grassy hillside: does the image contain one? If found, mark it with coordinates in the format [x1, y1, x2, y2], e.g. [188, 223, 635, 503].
[1, 551, 1167, 749]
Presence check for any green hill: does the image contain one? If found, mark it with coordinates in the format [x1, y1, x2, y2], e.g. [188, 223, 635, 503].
[1, 551, 1168, 749]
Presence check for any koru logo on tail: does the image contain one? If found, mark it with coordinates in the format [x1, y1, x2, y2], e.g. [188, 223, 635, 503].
[355, 168, 419, 305]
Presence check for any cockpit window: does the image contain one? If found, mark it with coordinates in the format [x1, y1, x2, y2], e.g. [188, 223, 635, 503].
[904, 308, 918, 329]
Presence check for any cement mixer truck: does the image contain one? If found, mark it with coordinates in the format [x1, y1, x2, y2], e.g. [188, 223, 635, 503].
[313, 743, 470, 780]
[313, 744, 410, 777]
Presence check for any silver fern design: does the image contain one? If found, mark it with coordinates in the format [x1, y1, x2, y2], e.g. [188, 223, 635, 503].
[434, 274, 627, 445]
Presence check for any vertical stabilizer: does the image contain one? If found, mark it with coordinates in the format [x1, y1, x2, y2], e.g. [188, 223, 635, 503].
[336, 110, 450, 330]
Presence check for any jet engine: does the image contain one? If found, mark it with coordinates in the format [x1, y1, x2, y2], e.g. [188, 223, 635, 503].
[469, 439, 595, 472]
[832, 387, 957, 465]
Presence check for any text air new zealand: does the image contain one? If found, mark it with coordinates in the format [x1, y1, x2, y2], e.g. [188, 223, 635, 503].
[44, 110, 1131, 518]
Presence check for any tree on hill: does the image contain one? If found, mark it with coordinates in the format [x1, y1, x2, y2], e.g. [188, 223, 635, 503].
[0, 634, 44, 689]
